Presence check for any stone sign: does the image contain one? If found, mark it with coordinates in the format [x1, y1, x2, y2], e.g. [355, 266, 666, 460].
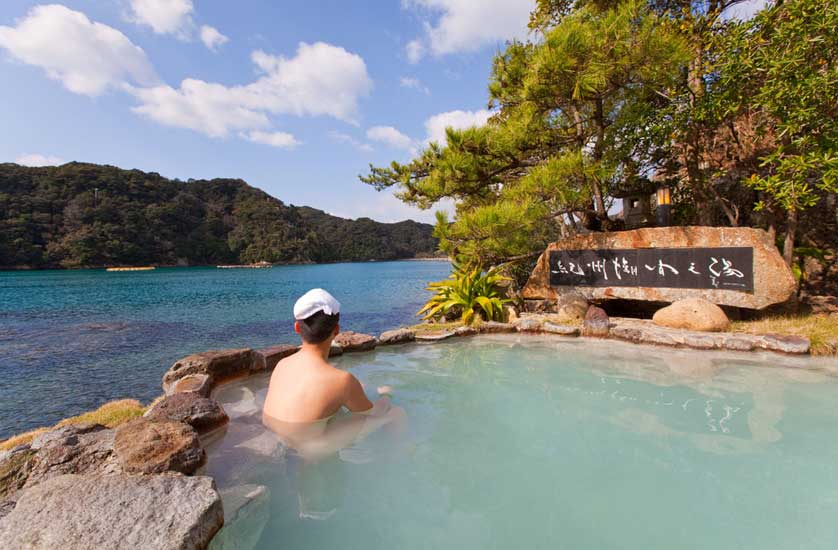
[549, 247, 753, 291]
[523, 227, 795, 310]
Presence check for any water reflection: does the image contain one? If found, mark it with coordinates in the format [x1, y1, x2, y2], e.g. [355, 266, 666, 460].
[489, 335, 837, 454]
[205, 374, 409, 548]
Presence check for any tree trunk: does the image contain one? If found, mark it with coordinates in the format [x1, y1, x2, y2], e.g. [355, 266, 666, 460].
[783, 208, 797, 266]
[767, 222, 776, 243]
[686, 42, 715, 225]
[708, 184, 738, 226]
[590, 98, 609, 223]
[568, 103, 607, 223]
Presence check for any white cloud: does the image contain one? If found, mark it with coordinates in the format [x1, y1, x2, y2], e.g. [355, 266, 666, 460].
[367, 126, 415, 151]
[0, 4, 157, 96]
[404, 0, 532, 60]
[363, 108, 492, 156]
[329, 130, 374, 153]
[245, 43, 373, 123]
[405, 39, 425, 63]
[329, 190, 453, 224]
[128, 0, 194, 37]
[242, 130, 300, 149]
[15, 153, 65, 166]
[200, 25, 229, 51]
[723, 0, 769, 21]
[400, 76, 430, 94]
[130, 41, 373, 137]
[129, 79, 271, 137]
[424, 108, 492, 144]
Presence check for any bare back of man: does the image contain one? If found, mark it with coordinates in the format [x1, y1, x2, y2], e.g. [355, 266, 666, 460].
[263, 348, 403, 460]
[263, 347, 372, 423]
[261, 289, 405, 461]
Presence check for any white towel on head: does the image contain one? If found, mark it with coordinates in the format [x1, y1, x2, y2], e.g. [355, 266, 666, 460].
[293, 288, 341, 320]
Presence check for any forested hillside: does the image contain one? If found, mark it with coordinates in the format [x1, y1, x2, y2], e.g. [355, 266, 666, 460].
[0, 162, 438, 268]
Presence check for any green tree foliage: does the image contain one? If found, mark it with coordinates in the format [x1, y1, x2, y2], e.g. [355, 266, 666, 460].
[362, 0, 836, 273]
[362, 0, 689, 268]
[418, 263, 510, 324]
[0, 162, 438, 268]
[712, 0, 837, 264]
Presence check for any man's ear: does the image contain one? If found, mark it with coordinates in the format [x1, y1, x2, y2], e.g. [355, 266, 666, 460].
[334, 323, 340, 335]
[294, 321, 301, 334]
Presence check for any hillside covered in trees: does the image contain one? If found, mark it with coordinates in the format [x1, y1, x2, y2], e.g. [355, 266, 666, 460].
[0, 162, 438, 269]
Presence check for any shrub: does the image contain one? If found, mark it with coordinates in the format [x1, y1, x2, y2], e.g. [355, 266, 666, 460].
[419, 264, 510, 324]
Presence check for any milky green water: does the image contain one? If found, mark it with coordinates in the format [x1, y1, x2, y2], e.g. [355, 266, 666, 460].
[205, 335, 838, 550]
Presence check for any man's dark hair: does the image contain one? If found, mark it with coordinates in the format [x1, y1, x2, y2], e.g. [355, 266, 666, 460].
[298, 311, 339, 344]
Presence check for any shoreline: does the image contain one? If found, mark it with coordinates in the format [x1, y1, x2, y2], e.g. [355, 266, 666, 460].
[0, 256, 450, 273]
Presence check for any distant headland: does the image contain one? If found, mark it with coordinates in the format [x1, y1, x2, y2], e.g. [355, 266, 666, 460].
[0, 162, 440, 270]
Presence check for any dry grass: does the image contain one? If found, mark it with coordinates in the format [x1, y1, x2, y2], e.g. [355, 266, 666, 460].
[55, 398, 146, 428]
[732, 314, 838, 356]
[0, 427, 50, 452]
[0, 398, 147, 452]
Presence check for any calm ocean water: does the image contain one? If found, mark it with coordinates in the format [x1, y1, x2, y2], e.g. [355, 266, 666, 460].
[0, 261, 450, 439]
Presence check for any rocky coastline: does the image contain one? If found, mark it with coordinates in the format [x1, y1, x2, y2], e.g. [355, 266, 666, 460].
[0, 298, 824, 549]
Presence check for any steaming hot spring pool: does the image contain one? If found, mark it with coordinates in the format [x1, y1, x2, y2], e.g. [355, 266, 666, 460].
[203, 334, 838, 550]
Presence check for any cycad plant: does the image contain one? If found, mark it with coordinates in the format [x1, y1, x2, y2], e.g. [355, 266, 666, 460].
[418, 264, 511, 325]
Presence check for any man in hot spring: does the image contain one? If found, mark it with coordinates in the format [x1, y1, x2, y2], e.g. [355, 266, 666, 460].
[262, 288, 406, 519]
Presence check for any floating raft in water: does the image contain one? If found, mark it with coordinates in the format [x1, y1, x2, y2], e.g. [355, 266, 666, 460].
[216, 262, 273, 269]
[105, 266, 156, 272]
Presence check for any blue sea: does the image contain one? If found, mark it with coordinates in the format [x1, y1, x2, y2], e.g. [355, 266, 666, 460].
[0, 261, 450, 439]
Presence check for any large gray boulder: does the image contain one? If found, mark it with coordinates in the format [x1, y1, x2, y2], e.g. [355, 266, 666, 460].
[0, 473, 223, 550]
[114, 419, 205, 475]
[25, 424, 120, 487]
[145, 393, 229, 434]
[652, 298, 730, 332]
[1, 424, 122, 519]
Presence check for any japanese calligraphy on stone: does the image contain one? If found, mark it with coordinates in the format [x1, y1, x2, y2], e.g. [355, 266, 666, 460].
[549, 247, 753, 291]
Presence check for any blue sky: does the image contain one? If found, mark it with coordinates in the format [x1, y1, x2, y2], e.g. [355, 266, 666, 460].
[0, 0, 766, 223]
[0, 0, 539, 223]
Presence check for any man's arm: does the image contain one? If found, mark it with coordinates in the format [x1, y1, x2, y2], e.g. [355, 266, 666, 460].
[343, 373, 375, 413]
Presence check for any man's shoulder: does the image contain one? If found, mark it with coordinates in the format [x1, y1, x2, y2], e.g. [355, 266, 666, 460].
[330, 366, 354, 383]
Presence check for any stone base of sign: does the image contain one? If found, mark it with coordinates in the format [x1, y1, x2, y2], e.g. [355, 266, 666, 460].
[522, 227, 795, 310]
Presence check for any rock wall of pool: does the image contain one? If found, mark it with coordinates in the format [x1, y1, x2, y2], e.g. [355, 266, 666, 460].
[2, 318, 836, 549]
